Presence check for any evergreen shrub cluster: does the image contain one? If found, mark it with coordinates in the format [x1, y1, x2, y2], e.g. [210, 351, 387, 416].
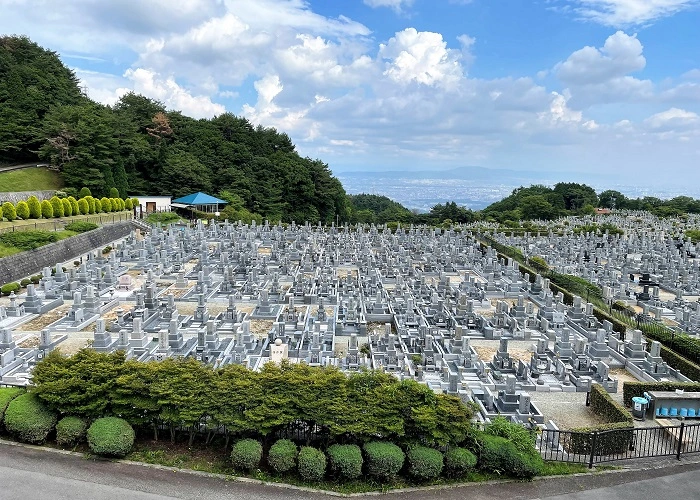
[4, 392, 57, 443]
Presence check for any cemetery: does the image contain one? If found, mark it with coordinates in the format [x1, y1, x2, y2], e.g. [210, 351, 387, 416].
[2, 215, 700, 441]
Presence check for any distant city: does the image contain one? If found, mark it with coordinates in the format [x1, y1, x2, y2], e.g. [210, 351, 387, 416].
[337, 170, 700, 213]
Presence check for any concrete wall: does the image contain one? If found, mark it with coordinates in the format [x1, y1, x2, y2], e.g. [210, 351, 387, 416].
[0, 190, 58, 204]
[0, 222, 133, 284]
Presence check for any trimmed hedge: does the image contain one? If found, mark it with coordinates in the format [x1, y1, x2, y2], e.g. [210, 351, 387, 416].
[363, 441, 405, 481]
[327, 444, 363, 480]
[478, 434, 543, 479]
[658, 345, 700, 382]
[267, 439, 297, 473]
[443, 447, 477, 478]
[297, 446, 326, 482]
[64, 221, 98, 233]
[56, 416, 88, 446]
[0, 387, 25, 424]
[230, 438, 263, 471]
[87, 417, 135, 457]
[1, 282, 20, 295]
[4, 392, 57, 443]
[589, 383, 634, 425]
[406, 446, 443, 481]
[623, 381, 700, 407]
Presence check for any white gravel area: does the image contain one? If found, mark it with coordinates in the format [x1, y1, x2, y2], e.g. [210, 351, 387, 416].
[529, 391, 606, 429]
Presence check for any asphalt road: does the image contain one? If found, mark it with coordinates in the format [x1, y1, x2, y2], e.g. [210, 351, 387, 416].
[2, 442, 700, 500]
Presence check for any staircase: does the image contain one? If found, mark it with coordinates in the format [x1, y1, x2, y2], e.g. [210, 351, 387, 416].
[130, 218, 152, 233]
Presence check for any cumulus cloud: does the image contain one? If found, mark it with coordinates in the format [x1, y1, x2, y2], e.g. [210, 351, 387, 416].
[379, 28, 464, 87]
[644, 107, 700, 130]
[124, 68, 226, 118]
[556, 31, 645, 85]
[567, 0, 698, 26]
[363, 0, 414, 12]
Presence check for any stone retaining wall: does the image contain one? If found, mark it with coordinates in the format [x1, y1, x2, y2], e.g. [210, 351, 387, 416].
[0, 190, 58, 204]
[0, 222, 133, 284]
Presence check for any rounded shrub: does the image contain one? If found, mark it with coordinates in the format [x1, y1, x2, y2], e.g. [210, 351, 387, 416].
[20, 278, 31, 287]
[79, 187, 92, 198]
[87, 417, 135, 457]
[56, 416, 88, 446]
[61, 198, 73, 216]
[327, 444, 363, 480]
[485, 416, 536, 453]
[478, 434, 516, 475]
[68, 196, 79, 215]
[15, 201, 29, 220]
[406, 446, 443, 481]
[124, 198, 133, 210]
[507, 449, 544, 479]
[77, 198, 88, 216]
[0, 387, 24, 424]
[4, 392, 57, 443]
[100, 197, 112, 212]
[40, 199, 53, 219]
[1, 282, 20, 295]
[297, 446, 326, 482]
[2, 201, 16, 221]
[27, 196, 41, 219]
[86, 196, 96, 214]
[363, 441, 405, 481]
[108, 187, 120, 198]
[30, 274, 42, 284]
[444, 446, 477, 478]
[94, 199, 102, 213]
[267, 439, 297, 473]
[50, 196, 64, 218]
[230, 438, 262, 471]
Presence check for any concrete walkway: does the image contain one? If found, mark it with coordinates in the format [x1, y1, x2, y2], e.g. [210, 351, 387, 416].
[2, 441, 700, 499]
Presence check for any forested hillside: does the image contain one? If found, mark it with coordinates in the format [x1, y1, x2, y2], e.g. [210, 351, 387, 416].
[0, 36, 346, 224]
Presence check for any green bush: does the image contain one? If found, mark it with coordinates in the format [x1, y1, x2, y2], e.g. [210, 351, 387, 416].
[27, 196, 41, 219]
[267, 439, 297, 473]
[406, 445, 443, 481]
[1, 282, 20, 295]
[30, 274, 42, 284]
[588, 383, 633, 424]
[64, 221, 98, 233]
[86, 196, 95, 214]
[102, 246, 112, 254]
[297, 446, 326, 482]
[40, 199, 53, 218]
[124, 198, 133, 210]
[363, 441, 405, 481]
[0, 231, 59, 250]
[2, 201, 16, 221]
[50, 196, 64, 217]
[327, 444, 363, 480]
[478, 434, 518, 475]
[4, 392, 57, 443]
[100, 197, 112, 212]
[79, 187, 92, 198]
[230, 438, 262, 471]
[109, 187, 120, 198]
[443, 446, 477, 478]
[87, 417, 135, 457]
[15, 201, 29, 220]
[61, 198, 73, 216]
[20, 278, 31, 287]
[508, 449, 544, 479]
[77, 198, 88, 215]
[484, 416, 536, 453]
[68, 197, 79, 215]
[146, 212, 180, 225]
[0, 387, 24, 424]
[56, 416, 88, 446]
[94, 199, 102, 213]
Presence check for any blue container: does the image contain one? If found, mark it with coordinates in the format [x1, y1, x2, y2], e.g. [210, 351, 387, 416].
[632, 397, 648, 420]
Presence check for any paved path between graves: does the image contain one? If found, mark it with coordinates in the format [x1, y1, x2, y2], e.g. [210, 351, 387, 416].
[2, 441, 700, 499]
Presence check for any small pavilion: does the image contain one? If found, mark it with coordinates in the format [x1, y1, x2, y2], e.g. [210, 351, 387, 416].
[171, 192, 227, 215]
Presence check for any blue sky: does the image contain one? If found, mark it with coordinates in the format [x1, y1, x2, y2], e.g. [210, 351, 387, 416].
[1, 0, 699, 185]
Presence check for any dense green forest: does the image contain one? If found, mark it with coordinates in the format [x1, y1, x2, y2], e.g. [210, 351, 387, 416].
[0, 36, 346, 224]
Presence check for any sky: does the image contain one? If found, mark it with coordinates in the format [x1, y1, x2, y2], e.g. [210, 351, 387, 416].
[1, 0, 700, 186]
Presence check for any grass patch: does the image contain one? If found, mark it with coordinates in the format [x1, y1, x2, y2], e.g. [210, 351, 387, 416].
[0, 167, 63, 192]
[0, 244, 21, 258]
[540, 462, 591, 476]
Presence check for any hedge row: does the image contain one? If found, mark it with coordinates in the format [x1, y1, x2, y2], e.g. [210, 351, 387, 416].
[568, 384, 634, 455]
[0, 387, 24, 424]
[622, 381, 700, 407]
[0, 194, 137, 221]
[229, 438, 488, 483]
[657, 345, 700, 382]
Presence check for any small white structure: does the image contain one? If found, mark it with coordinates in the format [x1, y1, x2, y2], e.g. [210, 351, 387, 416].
[270, 338, 289, 363]
[132, 196, 172, 215]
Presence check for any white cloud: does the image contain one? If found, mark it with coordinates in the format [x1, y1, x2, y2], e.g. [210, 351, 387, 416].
[644, 107, 700, 129]
[124, 68, 225, 118]
[556, 31, 645, 85]
[379, 28, 464, 87]
[568, 0, 698, 26]
[363, 0, 414, 12]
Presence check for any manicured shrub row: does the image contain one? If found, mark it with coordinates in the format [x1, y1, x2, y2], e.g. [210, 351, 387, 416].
[86, 417, 135, 457]
[231, 438, 488, 483]
[657, 345, 700, 382]
[4, 392, 57, 443]
[589, 383, 634, 425]
[0, 192, 136, 221]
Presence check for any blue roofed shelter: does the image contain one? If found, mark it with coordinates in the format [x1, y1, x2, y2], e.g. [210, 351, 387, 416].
[171, 192, 227, 214]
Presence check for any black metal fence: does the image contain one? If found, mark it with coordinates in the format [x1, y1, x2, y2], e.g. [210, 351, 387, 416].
[537, 421, 700, 467]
